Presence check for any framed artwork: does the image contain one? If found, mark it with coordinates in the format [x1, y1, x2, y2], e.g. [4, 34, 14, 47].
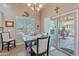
[5, 21, 14, 27]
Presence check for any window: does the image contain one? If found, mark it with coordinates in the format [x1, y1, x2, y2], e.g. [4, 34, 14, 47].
[16, 16, 36, 34]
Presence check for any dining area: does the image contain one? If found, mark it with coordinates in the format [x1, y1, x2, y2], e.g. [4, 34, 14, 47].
[0, 3, 79, 56]
[19, 32, 50, 56]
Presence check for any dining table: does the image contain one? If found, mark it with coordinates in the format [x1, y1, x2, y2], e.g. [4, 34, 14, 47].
[23, 34, 48, 56]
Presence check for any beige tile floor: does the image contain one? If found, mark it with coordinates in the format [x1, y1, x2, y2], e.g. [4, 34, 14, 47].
[0, 44, 30, 56]
[0, 44, 68, 56]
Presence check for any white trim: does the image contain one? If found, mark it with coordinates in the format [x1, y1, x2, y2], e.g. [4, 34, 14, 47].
[75, 9, 79, 56]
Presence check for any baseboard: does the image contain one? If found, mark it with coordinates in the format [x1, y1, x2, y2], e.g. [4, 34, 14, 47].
[16, 42, 24, 45]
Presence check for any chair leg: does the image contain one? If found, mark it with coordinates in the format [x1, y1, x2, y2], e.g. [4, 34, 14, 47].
[47, 51, 49, 56]
[24, 41, 28, 49]
[47, 53, 48, 56]
[2, 43, 4, 51]
[30, 41, 33, 56]
[7, 42, 10, 51]
[14, 40, 16, 47]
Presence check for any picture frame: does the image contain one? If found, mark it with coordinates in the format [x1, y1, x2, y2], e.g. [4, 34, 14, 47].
[5, 21, 14, 27]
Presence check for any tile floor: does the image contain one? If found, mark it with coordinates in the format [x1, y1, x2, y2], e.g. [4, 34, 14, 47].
[0, 44, 68, 56]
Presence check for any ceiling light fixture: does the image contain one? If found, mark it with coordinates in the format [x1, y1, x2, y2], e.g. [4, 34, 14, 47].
[64, 16, 74, 20]
[26, 3, 43, 12]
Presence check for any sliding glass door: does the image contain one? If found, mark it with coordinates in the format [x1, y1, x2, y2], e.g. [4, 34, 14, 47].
[58, 12, 76, 55]
[50, 11, 77, 55]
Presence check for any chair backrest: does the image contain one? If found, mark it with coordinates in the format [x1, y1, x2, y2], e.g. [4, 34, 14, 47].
[42, 32, 48, 36]
[1, 32, 10, 41]
[37, 36, 50, 55]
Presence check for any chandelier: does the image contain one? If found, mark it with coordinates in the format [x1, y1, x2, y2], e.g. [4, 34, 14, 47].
[26, 3, 43, 12]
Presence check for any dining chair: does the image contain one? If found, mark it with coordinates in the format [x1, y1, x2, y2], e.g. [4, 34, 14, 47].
[1, 32, 16, 51]
[31, 36, 50, 56]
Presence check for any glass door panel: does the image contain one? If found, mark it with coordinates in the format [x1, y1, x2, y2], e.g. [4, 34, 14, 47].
[44, 18, 58, 47]
[58, 12, 76, 55]
[49, 18, 58, 47]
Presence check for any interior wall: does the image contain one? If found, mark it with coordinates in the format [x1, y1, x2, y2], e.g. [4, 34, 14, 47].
[0, 3, 41, 43]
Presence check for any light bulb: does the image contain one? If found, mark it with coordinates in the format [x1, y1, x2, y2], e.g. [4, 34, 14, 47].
[39, 4, 43, 8]
[37, 7, 40, 11]
[27, 3, 31, 7]
[31, 7, 34, 11]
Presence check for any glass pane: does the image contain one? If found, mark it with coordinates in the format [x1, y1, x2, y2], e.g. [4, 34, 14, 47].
[58, 12, 76, 55]
[50, 18, 58, 47]
[16, 16, 36, 34]
[44, 18, 58, 47]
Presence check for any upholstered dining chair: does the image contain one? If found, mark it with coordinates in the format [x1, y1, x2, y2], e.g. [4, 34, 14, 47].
[1, 32, 16, 51]
[31, 36, 50, 56]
